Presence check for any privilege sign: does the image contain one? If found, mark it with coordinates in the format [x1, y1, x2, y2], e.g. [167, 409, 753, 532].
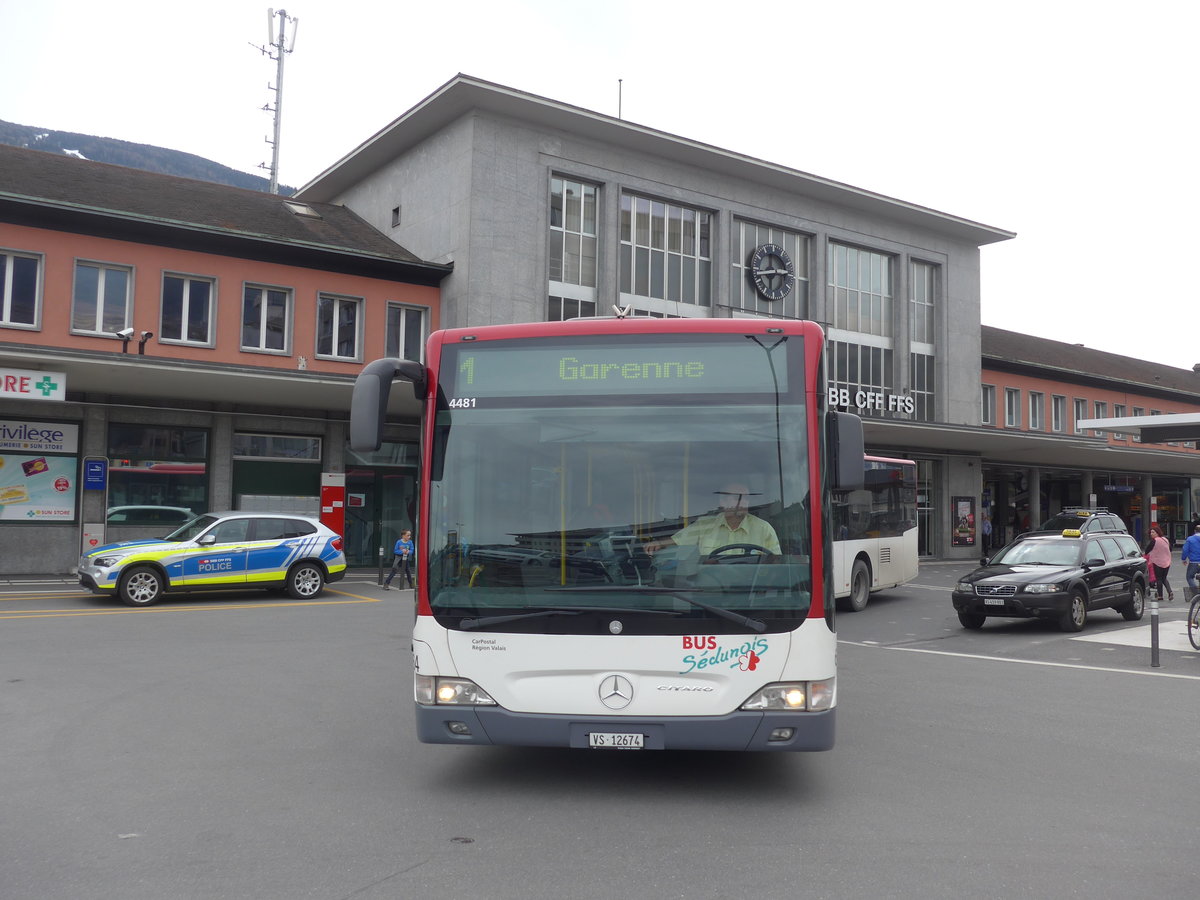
[0, 419, 79, 453]
[1, 368, 66, 402]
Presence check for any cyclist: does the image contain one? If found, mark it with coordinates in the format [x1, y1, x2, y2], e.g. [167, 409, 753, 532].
[1180, 524, 1200, 598]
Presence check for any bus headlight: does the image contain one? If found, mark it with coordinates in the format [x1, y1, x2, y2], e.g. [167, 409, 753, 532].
[415, 674, 497, 706]
[740, 678, 834, 712]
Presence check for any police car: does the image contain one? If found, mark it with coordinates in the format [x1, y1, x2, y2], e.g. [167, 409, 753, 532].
[79, 511, 347, 606]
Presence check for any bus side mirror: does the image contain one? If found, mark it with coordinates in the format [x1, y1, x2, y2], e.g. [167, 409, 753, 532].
[350, 357, 427, 452]
[828, 411, 864, 492]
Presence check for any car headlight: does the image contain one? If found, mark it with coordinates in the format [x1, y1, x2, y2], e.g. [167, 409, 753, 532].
[414, 674, 497, 706]
[740, 679, 834, 712]
[955, 581, 974, 593]
[1023, 583, 1063, 594]
[91, 556, 125, 568]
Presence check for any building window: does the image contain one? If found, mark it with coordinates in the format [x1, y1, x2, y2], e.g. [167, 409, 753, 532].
[316, 294, 361, 360]
[619, 193, 711, 311]
[242, 284, 292, 353]
[1, 250, 40, 328]
[910, 353, 934, 421]
[72, 261, 131, 335]
[1073, 398, 1087, 434]
[830, 340, 893, 419]
[1112, 404, 1126, 440]
[232, 433, 322, 461]
[1132, 407, 1144, 442]
[107, 424, 208, 514]
[550, 177, 597, 287]
[548, 296, 597, 320]
[1028, 392, 1045, 431]
[981, 385, 995, 426]
[1051, 395, 1066, 433]
[910, 261, 936, 346]
[1093, 401, 1107, 436]
[829, 244, 892, 338]
[161, 274, 214, 345]
[1005, 388, 1020, 428]
[385, 304, 426, 361]
[731, 221, 809, 318]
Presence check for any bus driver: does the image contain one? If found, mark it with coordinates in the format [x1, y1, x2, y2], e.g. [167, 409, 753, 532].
[645, 482, 781, 557]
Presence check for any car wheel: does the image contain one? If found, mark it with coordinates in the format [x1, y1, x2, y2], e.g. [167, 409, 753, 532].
[839, 559, 871, 612]
[119, 566, 164, 607]
[1119, 581, 1146, 621]
[957, 611, 986, 629]
[1059, 589, 1088, 632]
[286, 562, 325, 600]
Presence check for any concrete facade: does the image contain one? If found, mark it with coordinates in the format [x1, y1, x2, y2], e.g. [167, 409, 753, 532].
[298, 75, 1014, 559]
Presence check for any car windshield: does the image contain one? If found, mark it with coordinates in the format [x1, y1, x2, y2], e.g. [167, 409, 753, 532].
[426, 334, 813, 634]
[993, 538, 1082, 567]
[162, 514, 218, 542]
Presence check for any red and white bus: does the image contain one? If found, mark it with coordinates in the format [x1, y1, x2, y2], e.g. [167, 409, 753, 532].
[831, 455, 919, 611]
[351, 316, 863, 752]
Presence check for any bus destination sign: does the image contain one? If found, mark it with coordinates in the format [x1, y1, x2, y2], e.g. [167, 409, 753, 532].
[448, 339, 791, 398]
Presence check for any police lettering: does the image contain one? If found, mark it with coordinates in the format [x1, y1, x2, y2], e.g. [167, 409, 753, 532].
[199, 560, 234, 572]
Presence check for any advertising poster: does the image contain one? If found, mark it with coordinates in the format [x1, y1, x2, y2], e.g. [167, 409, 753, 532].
[952, 496, 976, 547]
[0, 453, 78, 521]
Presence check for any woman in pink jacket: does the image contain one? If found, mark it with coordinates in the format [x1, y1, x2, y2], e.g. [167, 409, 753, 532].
[1145, 523, 1175, 603]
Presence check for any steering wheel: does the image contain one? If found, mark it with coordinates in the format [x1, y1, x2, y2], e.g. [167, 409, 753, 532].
[705, 543, 773, 564]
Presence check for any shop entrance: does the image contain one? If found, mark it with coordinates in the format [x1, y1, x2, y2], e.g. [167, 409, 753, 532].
[344, 466, 417, 568]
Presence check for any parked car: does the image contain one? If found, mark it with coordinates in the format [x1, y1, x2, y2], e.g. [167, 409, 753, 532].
[1030, 507, 1127, 535]
[79, 511, 346, 606]
[952, 528, 1146, 632]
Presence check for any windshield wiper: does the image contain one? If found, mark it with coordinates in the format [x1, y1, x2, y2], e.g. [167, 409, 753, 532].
[545, 585, 767, 633]
[459, 605, 682, 630]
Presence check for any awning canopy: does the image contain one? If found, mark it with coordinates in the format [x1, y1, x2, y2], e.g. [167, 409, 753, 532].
[1079, 414, 1200, 444]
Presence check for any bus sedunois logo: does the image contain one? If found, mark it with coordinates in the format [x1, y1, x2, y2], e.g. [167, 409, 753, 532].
[598, 674, 634, 710]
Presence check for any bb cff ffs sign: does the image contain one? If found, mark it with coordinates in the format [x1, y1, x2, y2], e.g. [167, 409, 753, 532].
[1, 368, 66, 402]
[828, 386, 915, 415]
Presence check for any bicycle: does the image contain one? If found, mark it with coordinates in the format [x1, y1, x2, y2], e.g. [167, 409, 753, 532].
[1190, 594, 1200, 651]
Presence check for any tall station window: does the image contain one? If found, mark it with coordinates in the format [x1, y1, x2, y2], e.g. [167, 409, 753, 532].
[1073, 398, 1087, 434]
[730, 221, 808, 318]
[161, 274, 214, 345]
[828, 244, 894, 418]
[72, 261, 131, 335]
[1, 249, 40, 329]
[1005, 388, 1021, 427]
[619, 192, 711, 313]
[1029, 392, 1045, 431]
[548, 177, 598, 321]
[909, 260, 938, 422]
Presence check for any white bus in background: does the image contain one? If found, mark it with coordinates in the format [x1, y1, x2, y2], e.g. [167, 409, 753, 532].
[832, 455, 919, 611]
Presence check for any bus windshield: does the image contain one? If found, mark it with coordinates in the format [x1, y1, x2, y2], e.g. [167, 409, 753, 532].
[427, 334, 811, 634]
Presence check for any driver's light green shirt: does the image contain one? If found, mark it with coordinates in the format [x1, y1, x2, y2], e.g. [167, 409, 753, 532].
[671, 514, 781, 556]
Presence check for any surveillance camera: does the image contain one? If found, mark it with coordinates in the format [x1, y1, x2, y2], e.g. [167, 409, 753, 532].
[115, 327, 135, 339]
[140, 331, 154, 341]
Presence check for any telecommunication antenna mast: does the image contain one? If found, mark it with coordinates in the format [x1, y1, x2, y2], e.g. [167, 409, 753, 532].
[252, 8, 298, 194]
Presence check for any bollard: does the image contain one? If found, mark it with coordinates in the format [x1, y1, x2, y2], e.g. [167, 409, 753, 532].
[378, 545, 386, 585]
[1150, 593, 1160, 668]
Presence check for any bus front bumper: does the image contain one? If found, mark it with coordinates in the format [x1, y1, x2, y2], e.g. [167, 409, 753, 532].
[415, 705, 834, 751]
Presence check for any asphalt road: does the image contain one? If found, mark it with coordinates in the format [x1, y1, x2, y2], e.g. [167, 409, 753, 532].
[1, 567, 1197, 899]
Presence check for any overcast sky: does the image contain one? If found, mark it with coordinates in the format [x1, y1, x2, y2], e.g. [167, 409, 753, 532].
[4, 0, 1197, 371]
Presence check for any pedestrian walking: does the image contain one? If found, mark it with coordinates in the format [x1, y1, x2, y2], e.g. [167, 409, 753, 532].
[1181, 524, 1200, 598]
[384, 529, 415, 589]
[1144, 523, 1174, 603]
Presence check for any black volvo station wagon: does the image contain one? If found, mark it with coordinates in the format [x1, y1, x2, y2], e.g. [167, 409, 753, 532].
[952, 529, 1147, 632]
